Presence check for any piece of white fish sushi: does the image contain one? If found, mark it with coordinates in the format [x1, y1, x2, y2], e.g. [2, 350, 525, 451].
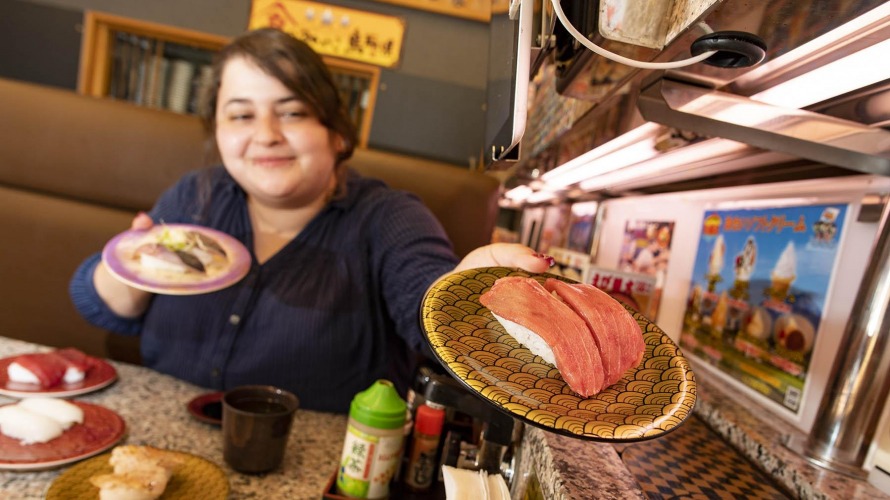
[0, 405, 64, 444]
[491, 312, 557, 366]
[18, 398, 84, 430]
[139, 252, 190, 274]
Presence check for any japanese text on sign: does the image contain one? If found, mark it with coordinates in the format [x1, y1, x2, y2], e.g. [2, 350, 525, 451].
[723, 215, 808, 234]
[249, 0, 405, 68]
[590, 273, 654, 295]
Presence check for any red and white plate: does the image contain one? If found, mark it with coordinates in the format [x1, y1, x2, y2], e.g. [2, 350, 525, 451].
[0, 356, 118, 399]
[0, 401, 126, 471]
[187, 392, 223, 426]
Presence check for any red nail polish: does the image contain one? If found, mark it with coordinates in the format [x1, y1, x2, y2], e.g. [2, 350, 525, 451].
[536, 254, 555, 267]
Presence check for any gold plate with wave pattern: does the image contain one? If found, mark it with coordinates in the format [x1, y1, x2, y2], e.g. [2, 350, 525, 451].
[421, 267, 696, 442]
[46, 450, 229, 500]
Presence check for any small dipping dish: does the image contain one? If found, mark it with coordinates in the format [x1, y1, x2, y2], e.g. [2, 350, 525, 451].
[187, 392, 224, 426]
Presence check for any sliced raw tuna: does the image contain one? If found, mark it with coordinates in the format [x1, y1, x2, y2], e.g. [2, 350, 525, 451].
[545, 279, 644, 387]
[53, 348, 95, 372]
[9, 353, 68, 388]
[480, 277, 605, 397]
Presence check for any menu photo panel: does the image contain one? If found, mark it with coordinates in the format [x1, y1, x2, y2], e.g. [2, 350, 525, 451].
[680, 204, 848, 413]
[618, 220, 675, 320]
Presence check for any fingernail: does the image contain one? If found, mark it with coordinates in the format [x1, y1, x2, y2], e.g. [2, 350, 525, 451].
[535, 254, 556, 267]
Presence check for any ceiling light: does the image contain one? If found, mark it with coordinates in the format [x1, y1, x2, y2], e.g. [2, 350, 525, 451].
[738, 2, 890, 91]
[526, 190, 558, 203]
[504, 185, 533, 201]
[541, 123, 662, 186]
[578, 139, 748, 192]
[752, 37, 890, 109]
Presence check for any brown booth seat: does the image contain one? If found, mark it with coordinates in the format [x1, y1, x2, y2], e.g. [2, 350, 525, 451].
[0, 78, 498, 364]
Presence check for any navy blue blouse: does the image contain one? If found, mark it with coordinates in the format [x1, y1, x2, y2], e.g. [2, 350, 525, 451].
[70, 167, 459, 413]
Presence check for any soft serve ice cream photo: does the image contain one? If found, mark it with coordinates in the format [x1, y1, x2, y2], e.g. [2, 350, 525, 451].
[770, 241, 797, 300]
[707, 234, 726, 291]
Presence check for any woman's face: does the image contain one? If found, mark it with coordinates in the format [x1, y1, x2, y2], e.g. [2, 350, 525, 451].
[215, 56, 339, 207]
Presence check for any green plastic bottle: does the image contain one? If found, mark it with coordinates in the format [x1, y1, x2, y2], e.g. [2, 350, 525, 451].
[336, 380, 407, 499]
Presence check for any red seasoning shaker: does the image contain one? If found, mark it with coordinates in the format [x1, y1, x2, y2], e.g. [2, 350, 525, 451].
[404, 403, 445, 491]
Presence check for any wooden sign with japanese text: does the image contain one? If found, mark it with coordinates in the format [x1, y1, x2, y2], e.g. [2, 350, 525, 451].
[369, 0, 494, 22]
[248, 0, 406, 68]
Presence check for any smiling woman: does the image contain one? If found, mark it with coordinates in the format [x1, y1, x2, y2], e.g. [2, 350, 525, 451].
[68, 28, 551, 413]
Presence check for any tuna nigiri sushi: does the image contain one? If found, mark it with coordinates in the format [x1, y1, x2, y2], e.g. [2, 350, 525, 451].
[7, 348, 97, 388]
[480, 277, 645, 397]
[480, 277, 605, 396]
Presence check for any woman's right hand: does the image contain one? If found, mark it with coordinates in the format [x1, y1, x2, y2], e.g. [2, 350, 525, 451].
[93, 212, 155, 318]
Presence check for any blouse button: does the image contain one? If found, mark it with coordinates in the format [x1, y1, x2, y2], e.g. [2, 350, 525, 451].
[212, 368, 220, 377]
[229, 314, 241, 325]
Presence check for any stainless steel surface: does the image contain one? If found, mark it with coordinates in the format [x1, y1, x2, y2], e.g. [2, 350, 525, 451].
[557, 0, 888, 103]
[505, 1, 890, 203]
[732, 2, 890, 96]
[638, 78, 890, 174]
[784, 433, 868, 479]
[815, 81, 890, 128]
[857, 194, 887, 222]
[803, 197, 890, 473]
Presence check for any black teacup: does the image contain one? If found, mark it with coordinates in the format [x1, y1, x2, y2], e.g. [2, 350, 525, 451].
[222, 385, 299, 474]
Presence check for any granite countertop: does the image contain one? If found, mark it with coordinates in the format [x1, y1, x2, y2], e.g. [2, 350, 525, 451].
[518, 425, 645, 500]
[0, 335, 648, 500]
[0, 337, 347, 500]
[692, 360, 890, 500]
[3, 334, 885, 500]
[509, 357, 890, 500]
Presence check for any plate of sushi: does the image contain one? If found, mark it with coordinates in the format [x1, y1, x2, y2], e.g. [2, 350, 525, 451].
[421, 267, 696, 442]
[46, 445, 229, 500]
[0, 398, 126, 471]
[102, 224, 251, 295]
[0, 348, 117, 398]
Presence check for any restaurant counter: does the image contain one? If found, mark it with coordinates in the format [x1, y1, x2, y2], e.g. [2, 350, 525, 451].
[0, 337, 346, 500]
[1, 335, 887, 500]
[690, 360, 890, 500]
[0, 336, 647, 500]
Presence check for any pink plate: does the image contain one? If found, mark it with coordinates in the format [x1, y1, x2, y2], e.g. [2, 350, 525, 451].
[0, 401, 126, 471]
[0, 356, 117, 399]
[101, 224, 251, 295]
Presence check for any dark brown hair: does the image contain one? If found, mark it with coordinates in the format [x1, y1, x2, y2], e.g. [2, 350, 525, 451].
[200, 28, 356, 197]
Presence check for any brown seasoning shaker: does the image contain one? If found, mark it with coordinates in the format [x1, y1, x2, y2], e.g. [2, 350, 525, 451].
[404, 403, 445, 491]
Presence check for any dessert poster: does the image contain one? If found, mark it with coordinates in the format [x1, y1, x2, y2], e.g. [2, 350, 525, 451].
[618, 220, 675, 319]
[680, 204, 847, 413]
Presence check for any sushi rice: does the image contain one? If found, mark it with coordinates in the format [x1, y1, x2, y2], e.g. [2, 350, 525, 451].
[491, 313, 557, 366]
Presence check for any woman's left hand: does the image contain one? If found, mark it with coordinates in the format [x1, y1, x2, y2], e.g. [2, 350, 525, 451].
[454, 243, 555, 274]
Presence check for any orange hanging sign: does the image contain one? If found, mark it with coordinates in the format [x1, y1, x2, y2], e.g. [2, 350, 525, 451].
[248, 0, 406, 68]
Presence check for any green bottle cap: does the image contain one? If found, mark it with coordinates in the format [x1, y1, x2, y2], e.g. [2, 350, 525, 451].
[349, 380, 406, 430]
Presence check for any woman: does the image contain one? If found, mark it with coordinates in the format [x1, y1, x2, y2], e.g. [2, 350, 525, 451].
[70, 28, 549, 413]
